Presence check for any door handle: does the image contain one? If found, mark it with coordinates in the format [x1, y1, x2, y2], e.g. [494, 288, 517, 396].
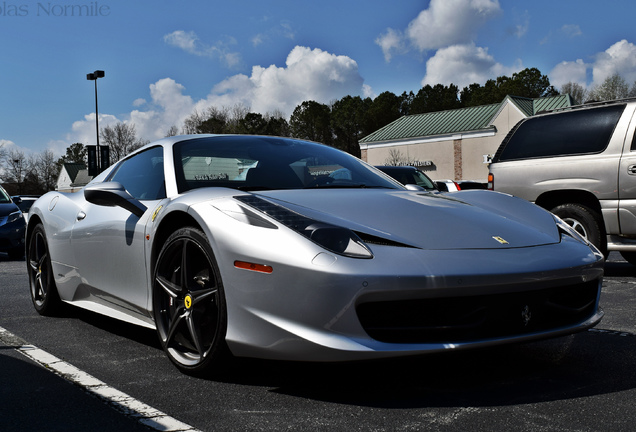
[629, 165, 636, 175]
[77, 211, 86, 221]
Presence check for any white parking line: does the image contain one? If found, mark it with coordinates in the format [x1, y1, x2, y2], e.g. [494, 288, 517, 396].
[0, 326, 201, 432]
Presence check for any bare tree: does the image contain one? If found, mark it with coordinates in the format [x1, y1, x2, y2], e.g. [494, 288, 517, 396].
[384, 149, 414, 166]
[165, 125, 179, 137]
[2, 149, 29, 194]
[182, 109, 205, 134]
[560, 82, 589, 104]
[226, 103, 251, 133]
[100, 122, 147, 162]
[36, 149, 59, 192]
[0, 141, 6, 167]
[588, 74, 630, 101]
[197, 106, 230, 134]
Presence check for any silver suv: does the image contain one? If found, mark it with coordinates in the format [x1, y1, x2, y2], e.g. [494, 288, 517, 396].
[488, 98, 636, 262]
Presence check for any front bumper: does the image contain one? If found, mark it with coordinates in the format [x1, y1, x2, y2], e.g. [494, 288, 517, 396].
[221, 236, 604, 362]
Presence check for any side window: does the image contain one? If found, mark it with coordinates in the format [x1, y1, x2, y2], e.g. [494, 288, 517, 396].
[108, 146, 166, 200]
[497, 104, 626, 161]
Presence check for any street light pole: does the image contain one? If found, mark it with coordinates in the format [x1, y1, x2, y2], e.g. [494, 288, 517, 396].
[86, 70, 105, 172]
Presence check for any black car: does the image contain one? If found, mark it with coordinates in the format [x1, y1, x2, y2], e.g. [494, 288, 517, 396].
[375, 165, 438, 191]
[0, 185, 26, 259]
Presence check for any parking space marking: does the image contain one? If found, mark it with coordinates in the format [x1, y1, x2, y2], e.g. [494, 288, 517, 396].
[0, 326, 201, 432]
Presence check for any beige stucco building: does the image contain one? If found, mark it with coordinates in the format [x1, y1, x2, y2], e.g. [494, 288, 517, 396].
[360, 94, 574, 183]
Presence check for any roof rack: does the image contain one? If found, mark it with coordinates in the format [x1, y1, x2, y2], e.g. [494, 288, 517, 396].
[548, 96, 636, 114]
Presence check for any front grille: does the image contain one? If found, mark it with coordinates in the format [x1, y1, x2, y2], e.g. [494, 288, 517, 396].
[356, 280, 600, 343]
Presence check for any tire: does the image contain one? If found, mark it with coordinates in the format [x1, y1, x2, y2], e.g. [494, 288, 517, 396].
[551, 203, 605, 252]
[27, 224, 62, 315]
[153, 227, 228, 376]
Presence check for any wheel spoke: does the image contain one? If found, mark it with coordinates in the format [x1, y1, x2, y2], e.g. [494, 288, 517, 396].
[185, 313, 204, 357]
[29, 258, 39, 273]
[192, 287, 217, 305]
[156, 274, 181, 298]
[180, 239, 189, 288]
[165, 307, 186, 345]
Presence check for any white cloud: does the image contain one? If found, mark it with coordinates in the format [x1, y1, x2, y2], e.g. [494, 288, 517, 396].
[548, 39, 636, 89]
[164, 30, 242, 68]
[0, 139, 15, 148]
[422, 43, 520, 88]
[164, 30, 198, 53]
[202, 46, 364, 116]
[376, 0, 502, 62]
[67, 46, 365, 146]
[69, 112, 120, 147]
[509, 10, 530, 38]
[592, 39, 636, 86]
[251, 34, 264, 47]
[406, 0, 502, 52]
[362, 84, 375, 99]
[250, 21, 295, 48]
[375, 28, 404, 62]
[561, 24, 582, 38]
[549, 59, 588, 89]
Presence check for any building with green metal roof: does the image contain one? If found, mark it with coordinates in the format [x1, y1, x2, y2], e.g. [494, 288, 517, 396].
[360, 94, 574, 182]
[56, 162, 93, 192]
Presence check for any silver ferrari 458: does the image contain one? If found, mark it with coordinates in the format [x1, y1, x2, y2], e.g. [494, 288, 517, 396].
[26, 135, 604, 375]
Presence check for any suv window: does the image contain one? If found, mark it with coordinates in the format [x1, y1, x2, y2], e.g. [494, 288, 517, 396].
[108, 146, 166, 200]
[495, 104, 626, 162]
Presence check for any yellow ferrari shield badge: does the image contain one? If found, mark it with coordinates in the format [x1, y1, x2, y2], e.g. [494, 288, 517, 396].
[492, 236, 509, 245]
[151, 205, 163, 222]
[184, 294, 193, 309]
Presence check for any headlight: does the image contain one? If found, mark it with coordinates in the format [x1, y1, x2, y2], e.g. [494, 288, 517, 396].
[303, 223, 372, 258]
[235, 195, 373, 259]
[6, 211, 23, 224]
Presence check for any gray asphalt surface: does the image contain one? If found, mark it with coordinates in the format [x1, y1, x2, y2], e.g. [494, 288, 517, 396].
[1, 252, 635, 431]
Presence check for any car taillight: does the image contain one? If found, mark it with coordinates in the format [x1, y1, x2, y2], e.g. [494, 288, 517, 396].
[487, 173, 494, 190]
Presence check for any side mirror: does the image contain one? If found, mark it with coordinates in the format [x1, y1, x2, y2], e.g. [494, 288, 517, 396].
[404, 184, 425, 191]
[84, 181, 147, 218]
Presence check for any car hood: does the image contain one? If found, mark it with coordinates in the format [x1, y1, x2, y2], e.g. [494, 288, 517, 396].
[253, 189, 561, 250]
[0, 202, 20, 217]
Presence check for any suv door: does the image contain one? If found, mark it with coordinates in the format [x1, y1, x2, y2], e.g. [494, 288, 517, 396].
[617, 105, 636, 234]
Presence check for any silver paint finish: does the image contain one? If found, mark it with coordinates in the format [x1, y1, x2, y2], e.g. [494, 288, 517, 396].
[27, 135, 605, 361]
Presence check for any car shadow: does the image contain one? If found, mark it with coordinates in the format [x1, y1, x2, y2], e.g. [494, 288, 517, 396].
[60, 306, 162, 350]
[0, 252, 25, 262]
[219, 330, 635, 408]
[604, 259, 636, 277]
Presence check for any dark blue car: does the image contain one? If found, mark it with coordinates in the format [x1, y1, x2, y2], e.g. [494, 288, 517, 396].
[0, 185, 26, 259]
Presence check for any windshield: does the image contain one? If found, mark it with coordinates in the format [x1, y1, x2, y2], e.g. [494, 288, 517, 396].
[0, 187, 11, 203]
[173, 136, 402, 193]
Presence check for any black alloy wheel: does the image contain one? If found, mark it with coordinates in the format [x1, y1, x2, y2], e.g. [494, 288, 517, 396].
[153, 227, 228, 375]
[27, 224, 61, 315]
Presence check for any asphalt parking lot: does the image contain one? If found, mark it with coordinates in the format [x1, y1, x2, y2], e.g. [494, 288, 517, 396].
[1, 253, 635, 431]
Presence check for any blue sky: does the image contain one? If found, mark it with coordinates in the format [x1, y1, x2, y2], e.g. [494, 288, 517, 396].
[1, 0, 636, 158]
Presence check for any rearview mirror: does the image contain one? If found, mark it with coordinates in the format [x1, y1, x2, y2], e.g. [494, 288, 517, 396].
[84, 181, 147, 218]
